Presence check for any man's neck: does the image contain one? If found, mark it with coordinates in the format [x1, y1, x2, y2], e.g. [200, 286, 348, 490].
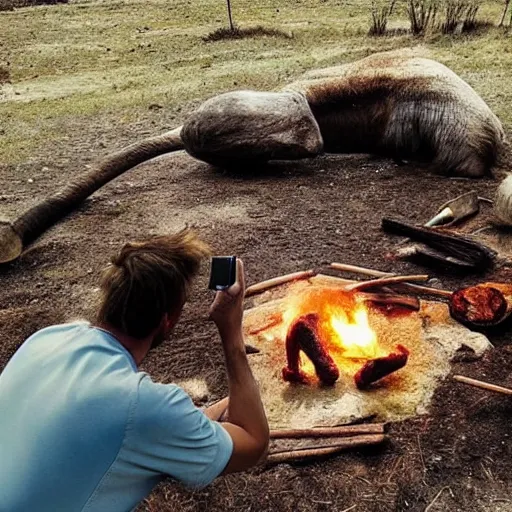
[94, 322, 151, 367]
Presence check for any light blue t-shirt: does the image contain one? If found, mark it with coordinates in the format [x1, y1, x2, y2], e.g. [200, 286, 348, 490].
[0, 321, 233, 512]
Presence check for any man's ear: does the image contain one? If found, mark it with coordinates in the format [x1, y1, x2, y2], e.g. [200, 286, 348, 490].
[164, 307, 183, 331]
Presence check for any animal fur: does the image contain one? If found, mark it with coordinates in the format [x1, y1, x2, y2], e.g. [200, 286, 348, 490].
[284, 49, 506, 177]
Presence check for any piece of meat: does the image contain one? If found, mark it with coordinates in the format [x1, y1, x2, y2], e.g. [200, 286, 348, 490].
[354, 344, 409, 389]
[282, 313, 340, 386]
[449, 284, 509, 327]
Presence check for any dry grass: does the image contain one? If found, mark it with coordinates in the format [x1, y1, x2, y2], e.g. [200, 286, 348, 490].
[0, 0, 67, 11]
[0, 66, 10, 83]
[203, 25, 293, 42]
[0, 0, 510, 164]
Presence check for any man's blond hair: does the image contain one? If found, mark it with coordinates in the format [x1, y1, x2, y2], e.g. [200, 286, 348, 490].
[96, 228, 211, 339]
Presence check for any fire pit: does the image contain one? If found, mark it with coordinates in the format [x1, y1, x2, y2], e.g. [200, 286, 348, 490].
[280, 287, 410, 389]
[242, 274, 492, 429]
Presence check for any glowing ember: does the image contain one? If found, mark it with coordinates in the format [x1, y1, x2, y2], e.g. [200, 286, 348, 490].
[281, 287, 391, 381]
[329, 307, 380, 360]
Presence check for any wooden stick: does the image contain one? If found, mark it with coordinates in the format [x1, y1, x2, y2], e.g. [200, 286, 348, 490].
[395, 244, 477, 272]
[270, 437, 383, 455]
[247, 313, 283, 335]
[329, 262, 453, 298]
[344, 274, 429, 292]
[453, 375, 512, 396]
[265, 434, 386, 465]
[269, 423, 385, 439]
[330, 262, 391, 278]
[425, 487, 451, 512]
[245, 269, 316, 298]
[382, 217, 496, 269]
[358, 292, 420, 310]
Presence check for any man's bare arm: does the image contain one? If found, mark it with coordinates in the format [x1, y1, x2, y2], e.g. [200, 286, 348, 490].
[203, 397, 229, 421]
[208, 259, 269, 473]
[218, 329, 269, 473]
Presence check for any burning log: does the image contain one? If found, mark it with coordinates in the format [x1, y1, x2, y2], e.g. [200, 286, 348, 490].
[354, 345, 409, 389]
[282, 313, 340, 386]
[449, 282, 512, 327]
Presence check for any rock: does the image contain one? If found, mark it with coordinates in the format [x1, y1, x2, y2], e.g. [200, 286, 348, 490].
[180, 90, 323, 169]
[494, 173, 512, 225]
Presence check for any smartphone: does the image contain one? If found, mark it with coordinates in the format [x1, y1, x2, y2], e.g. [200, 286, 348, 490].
[208, 256, 237, 291]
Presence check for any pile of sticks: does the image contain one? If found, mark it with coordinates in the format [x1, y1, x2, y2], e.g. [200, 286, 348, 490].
[244, 262, 453, 300]
[266, 423, 386, 466]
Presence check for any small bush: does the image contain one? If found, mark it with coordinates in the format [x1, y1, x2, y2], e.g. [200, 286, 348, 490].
[203, 25, 293, 42]
[407, 0, 439, 35]
[498, 0, 511, 27]
[441, 0, 482, 34]
[369, 0, 390, 35]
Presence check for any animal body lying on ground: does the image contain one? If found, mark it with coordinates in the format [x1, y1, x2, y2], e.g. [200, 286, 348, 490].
[0, 49, 509, 264]
[283, 50, 506, 178]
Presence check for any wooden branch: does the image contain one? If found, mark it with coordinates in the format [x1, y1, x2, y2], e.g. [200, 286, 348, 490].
[344, 274, 429, 292]
[269, 423, 385, 439]
[329, 262, 390, 278]
[453, 375, 512, 396]
[499, 0, 511, 26]
[358, 292, 420, 311]
[265, 434, 386, 465]
[425, 487, 451, 512]
[382, 217, 496, 270]
[247, 313, 283, 335]
[245, 270, 316, 298]
[395, 244, 478, 272]
[329, 262, 453, 298]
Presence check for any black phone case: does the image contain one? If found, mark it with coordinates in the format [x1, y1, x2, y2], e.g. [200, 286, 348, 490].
[208, 256, 237, 290]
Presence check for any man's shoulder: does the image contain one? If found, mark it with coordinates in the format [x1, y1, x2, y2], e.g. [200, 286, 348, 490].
[132, 374, 205, 431]
[29, 319, 90, 337]
[24, 320, 96, 349]
[135, 375, 190, 416]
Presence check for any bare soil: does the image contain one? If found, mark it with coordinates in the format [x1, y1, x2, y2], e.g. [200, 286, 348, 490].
[0, 106, 511, 511]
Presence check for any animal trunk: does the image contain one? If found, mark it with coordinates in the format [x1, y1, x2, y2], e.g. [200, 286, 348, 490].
[0, 127, 183, 264]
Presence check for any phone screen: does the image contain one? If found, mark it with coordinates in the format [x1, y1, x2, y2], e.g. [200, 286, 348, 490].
[208, 256, 237, 290]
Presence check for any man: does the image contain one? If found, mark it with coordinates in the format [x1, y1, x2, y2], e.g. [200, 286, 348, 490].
[0, 228, 269, 511]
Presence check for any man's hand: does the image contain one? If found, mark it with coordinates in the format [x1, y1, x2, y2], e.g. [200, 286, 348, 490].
[207, 257, 269, 474]
[208, 258, 246, 340]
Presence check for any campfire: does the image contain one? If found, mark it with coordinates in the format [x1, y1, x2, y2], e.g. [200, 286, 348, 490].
[280, 288, 409, 389]
[241, 266, 492, 432]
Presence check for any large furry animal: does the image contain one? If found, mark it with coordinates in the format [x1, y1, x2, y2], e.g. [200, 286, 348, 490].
[282, 50, 505, 177]
[0, 49, 507, 263]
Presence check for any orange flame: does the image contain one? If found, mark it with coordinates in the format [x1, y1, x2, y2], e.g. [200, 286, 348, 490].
[282, 288, 385, 376]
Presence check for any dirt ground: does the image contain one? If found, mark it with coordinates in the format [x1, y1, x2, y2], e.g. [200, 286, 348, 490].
[0, 100, 511, 510]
